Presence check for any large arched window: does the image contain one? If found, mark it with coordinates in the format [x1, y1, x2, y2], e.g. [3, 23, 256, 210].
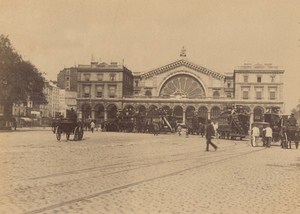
[160, 74, 205, 98]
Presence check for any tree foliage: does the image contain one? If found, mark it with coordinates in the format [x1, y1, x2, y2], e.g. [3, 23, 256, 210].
[0, 35, 47, 118]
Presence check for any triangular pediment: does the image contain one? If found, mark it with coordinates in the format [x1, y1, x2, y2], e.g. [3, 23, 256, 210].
[140, 59, 225, 80]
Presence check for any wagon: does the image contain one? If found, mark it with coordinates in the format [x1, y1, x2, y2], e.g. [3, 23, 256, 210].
[54, 119, 84, 141]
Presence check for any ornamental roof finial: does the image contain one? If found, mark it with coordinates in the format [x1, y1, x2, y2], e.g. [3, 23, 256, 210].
[180, 46, 186, 58]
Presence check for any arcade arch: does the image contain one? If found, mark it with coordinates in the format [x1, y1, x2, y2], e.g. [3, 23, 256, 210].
[253, 106, 264, 122]
[82, 104, 91, 122]
[94, 104, 104, 123]
[211, 106, 221, 120]
[107, 104, 118, 121]
[173, 106, 183, 123]
[198, 106, 208, 120]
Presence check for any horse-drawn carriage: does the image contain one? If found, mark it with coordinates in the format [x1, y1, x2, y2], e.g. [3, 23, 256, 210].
[53, 119, 84, 141]
[253, 107, 299, 149]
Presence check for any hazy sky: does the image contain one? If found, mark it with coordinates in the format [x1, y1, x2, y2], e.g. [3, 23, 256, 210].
[1, 0, 300, 112]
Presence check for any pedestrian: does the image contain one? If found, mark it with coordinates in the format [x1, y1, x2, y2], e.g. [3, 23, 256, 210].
[90, 121, 95, 133]
[153, 122, 159, 136]
[177, 124, 182, 136]
[12, 118, 17, 131]
[212, 121, 219, 138]
[205, 120, 218, 151]
[251, 124, 260, 147]
[199, 123, 205, 137]
[287, 113, 297, 126]
[263, 124, 272, 148]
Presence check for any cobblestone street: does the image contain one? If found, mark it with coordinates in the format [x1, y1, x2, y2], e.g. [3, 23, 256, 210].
[0, 130, 299, 214]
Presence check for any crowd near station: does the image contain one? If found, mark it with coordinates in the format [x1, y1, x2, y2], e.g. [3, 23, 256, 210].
[52, 105, 299, 150]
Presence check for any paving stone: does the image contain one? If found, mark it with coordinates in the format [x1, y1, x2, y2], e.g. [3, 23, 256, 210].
[0, 131, 299, 213]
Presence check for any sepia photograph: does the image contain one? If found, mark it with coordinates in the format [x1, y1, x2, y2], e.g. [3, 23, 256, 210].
[0, 0, 300, 213]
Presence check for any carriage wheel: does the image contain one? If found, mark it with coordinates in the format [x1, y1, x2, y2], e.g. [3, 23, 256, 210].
[66, 132, 70, 141]
[281, 132, 288, 149]
[78, 126, 84, 140]
[56, 126, 61, 141]
[52, 126, 56, 134]
[74, 126, 80, 141]
[74, 127, 79, 141]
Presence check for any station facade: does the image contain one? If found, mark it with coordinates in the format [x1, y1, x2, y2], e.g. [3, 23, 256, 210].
[76, 54, 284, 126]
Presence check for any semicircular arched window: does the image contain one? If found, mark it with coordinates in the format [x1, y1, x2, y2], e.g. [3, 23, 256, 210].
[159, 74, 205, 98]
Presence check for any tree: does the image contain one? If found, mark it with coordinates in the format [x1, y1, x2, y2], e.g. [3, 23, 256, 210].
[0, 35, 47, 122]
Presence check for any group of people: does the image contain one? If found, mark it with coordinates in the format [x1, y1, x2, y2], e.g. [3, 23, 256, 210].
[251, 113, 298, 148]
[251, 124, 273, 147]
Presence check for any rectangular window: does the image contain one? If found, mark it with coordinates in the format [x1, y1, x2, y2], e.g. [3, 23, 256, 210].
[255, 88, 263, 100]
[97, 74, 103, 81]
[83, 85, 91, 97]
[84, 73, 90, 81]
[96, 85, 103, 97]
[256, 91, 262, 100]
[243, 75, 248, 83]
[257, 76, 262, 83]
[110, 73, 116, 81]
[270, 91, 276, 100]
[227, 82, 231, 88]
[242, 90, 249, 99]
[108, 85, 117, 98]
[269, 88, 277, 100]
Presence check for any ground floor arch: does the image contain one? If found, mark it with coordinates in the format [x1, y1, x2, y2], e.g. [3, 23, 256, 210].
[211, 106, 221, 120]
[107, 104, 118, 121]
[94, 104, 104, 123]
[77, 99, 283, 134]
[82, 104, 92, 122]
[253, 106, 264, 122]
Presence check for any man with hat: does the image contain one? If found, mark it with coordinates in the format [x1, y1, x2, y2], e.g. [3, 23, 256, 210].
[287, 113, 297, 126]
[205, 119, 218, 151]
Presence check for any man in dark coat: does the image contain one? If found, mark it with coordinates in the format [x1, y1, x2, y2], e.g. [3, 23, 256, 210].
[205, 119, 218, 151]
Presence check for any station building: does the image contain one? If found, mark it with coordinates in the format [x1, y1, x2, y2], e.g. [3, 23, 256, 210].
[75, 52, 284, 126]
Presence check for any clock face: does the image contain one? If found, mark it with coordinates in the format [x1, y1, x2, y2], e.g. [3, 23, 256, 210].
[160, 74, 205, 98]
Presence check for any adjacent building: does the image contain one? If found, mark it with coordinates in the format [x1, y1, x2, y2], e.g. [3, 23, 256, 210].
[76, 61, 134, 122]
[57, 67, 78, 91]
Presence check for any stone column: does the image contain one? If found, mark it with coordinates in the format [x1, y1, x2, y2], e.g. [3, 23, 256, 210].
[91, 109, 95, 120]
[104, 109, 108, 121]
[249, 111, 254, 135]
[207, 111, 211, 120]
[183, 111, 186, 124]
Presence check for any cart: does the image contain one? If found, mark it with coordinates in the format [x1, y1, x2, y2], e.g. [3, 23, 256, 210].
[54, 119, 84, 141]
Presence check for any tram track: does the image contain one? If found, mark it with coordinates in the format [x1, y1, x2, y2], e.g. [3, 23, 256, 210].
[22, 144, 265, 214]
[26, 140, 240, 181]
[4, 141, 246, 196]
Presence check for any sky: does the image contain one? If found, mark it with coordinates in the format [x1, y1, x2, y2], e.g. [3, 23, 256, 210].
[0, 0, 300, 112]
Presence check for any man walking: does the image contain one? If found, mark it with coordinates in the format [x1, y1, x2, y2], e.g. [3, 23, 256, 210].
[251, 124, 260, 147]
[205, 120, 218, 151]
[90, 120, 95, 133]
[263, 124, 272, 148]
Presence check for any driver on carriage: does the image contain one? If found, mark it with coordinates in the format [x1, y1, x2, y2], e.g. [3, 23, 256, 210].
[287, 113, 297, 126]
[68, 108, 77, 122]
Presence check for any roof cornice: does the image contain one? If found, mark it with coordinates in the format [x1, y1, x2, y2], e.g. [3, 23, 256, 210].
[140, 59, 225, 80]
